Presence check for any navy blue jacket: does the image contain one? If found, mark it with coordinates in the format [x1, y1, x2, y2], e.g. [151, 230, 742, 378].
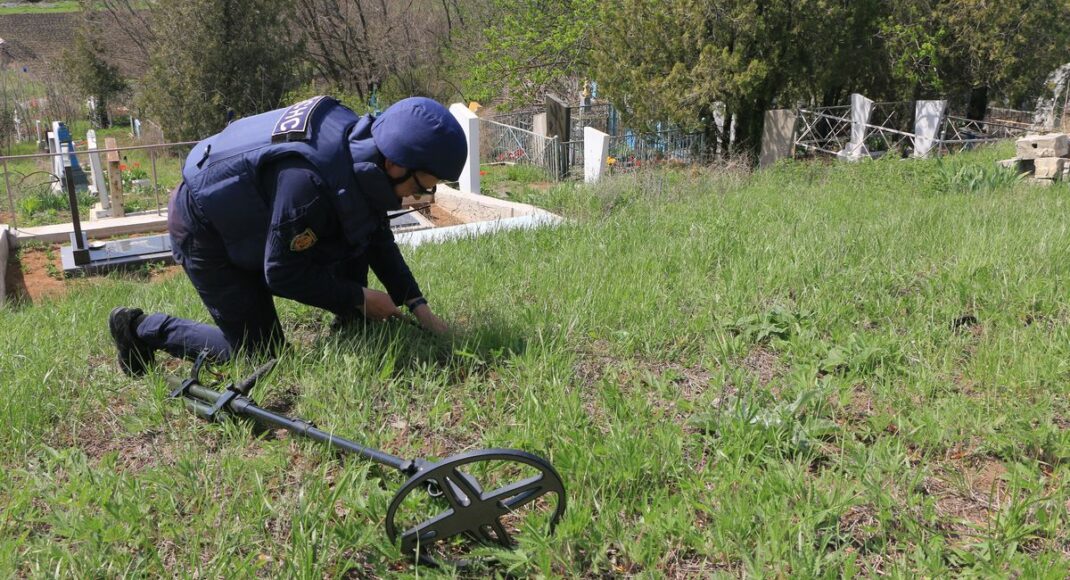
[171, 96, 421, 315]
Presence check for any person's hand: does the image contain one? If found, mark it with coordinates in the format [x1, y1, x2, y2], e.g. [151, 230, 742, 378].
[360, 288, 401, 321]
[411, 303, 450, 335]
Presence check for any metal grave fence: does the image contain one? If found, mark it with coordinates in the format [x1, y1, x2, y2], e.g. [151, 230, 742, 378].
[478, 118, 562, 180]
[1, 140, 196, 230]
[795, 101, 1035, 159]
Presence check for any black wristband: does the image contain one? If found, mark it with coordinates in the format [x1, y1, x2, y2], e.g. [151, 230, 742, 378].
[407, 297, 428, 312]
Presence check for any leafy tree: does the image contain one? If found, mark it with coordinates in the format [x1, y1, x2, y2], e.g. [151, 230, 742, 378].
[469, 0, 596, 108]
[939, 0, 1070, 112]
[589, 1, 889, 158]
[139, 0, 301, 141]
[59, 2, 129, 127]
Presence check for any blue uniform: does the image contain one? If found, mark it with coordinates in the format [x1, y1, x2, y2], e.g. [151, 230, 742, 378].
[137, 97, 422, 360]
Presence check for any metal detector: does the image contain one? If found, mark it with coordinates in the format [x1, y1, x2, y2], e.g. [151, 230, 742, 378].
[164, 353, 567, 567]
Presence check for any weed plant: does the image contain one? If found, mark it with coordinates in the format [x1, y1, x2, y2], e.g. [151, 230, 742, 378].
[1, 142, 1068, 577]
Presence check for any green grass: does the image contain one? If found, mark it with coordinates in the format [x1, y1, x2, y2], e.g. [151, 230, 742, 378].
[3, 143, 1070, 577]
[479, 162, 557, 202]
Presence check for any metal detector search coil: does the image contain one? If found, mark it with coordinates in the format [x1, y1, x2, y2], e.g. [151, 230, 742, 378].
[164, 353, 566, 567]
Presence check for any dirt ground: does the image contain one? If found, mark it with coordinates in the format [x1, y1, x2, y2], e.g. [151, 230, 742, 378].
[5, 244, 180, 305]
[428, 205, 465, 227]
[4, 244, 68, 304]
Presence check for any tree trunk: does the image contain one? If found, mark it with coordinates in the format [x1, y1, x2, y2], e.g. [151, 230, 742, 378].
[735, 98, 769, 165]
[720, 109, 732, 158]
[966, 86, 988, 121]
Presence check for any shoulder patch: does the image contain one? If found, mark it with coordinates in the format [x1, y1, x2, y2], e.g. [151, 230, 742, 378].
[272, 96, 329, 143]
[289, 228, 318, 252]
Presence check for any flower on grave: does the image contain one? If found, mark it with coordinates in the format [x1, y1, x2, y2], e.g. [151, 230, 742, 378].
[479, 170, 487, 176]
[607, 156, 616, 166]
[133, 162, 141, 168]
[119, 164, 128, 171]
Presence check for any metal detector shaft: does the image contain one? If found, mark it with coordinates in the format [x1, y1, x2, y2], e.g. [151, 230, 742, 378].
[164, 360, 567, 567]
[165, 376, 412, 473]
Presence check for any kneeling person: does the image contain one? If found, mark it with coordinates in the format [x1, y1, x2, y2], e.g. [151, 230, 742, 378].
[109, 96, 465, 375]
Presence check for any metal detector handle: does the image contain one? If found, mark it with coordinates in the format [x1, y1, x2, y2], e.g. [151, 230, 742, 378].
[235, 359, 277, 395]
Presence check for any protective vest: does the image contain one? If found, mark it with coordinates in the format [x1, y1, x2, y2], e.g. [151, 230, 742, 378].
[181, 96, 400, 270]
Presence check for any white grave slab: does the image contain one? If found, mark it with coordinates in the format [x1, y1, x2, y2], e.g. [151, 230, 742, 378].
[47, 129, 64, 191]
[913, 100, 946, 158]
[448, 103, 480, 194]
[842, 93, 873, 160]
[583, 127, 610, 183]
[86, 130, 110, 208]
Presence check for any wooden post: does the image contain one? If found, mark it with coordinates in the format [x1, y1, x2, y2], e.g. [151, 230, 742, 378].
[104, 137, 125, 217]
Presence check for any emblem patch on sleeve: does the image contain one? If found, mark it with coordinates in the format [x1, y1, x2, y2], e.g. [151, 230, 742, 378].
[289, 228, 318, 252]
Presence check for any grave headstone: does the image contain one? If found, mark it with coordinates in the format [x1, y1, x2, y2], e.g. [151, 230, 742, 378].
[913, 100, 947, 158]
[532, 113, 548, 165]
[104, 137, 125, 217]
[759, 109, 798, 168]
[86, 130, 111, 219]
[545, 94, 570, 178]
[51, 122, 89, 192]
[842, 93, 873, 160]
[583, 127, 609, 183]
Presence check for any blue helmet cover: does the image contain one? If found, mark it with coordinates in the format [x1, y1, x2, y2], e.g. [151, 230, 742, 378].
[370, 97, 468, 181]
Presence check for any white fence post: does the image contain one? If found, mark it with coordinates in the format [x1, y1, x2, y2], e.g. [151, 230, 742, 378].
[449, 103, 480, 194]
[913, 100, 947, 158]
[584, 127, 609, 183]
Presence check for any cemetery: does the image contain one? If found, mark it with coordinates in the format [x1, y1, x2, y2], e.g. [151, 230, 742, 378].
[2, 1, 1070, 577]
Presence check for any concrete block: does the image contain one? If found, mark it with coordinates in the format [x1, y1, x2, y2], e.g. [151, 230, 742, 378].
[1034, 157, 1065, 180]
[997, 158, 1035, 174]
[1017, 133, 1069, 160]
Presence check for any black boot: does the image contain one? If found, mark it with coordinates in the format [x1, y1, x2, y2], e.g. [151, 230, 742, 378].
[109, 307, 155, 376]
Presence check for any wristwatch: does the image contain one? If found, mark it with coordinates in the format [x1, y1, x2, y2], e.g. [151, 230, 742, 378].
[407, 297, 428, 312]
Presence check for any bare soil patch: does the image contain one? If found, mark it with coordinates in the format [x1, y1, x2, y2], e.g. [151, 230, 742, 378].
[740, 346, 782, 387]
[429, 205, 464, 227]
[5, 244, 66, 303]
[574, 343, 719, 432]
[5, 243, 181, 305]
[923, 456, 1008, 536]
